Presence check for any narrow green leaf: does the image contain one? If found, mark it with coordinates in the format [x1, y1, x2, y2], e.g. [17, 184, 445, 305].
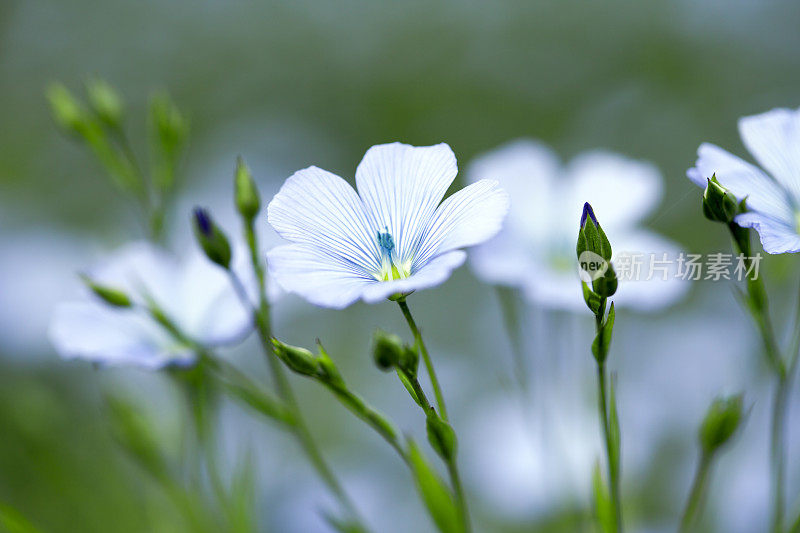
[408, 441, 463, 533]
[396, 368, 422, 407]
[592, 462, 615, 533]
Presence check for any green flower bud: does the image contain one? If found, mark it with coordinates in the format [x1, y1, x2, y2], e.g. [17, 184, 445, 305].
[315, 340, 343, 386]
[192, 207, 232, 269]
[426, 413, 457, 461]
[149, 91, 188, 154]
[373, 329, 404, 371]
[399, 344, 420, 377]
[46, 83, 88, 135]
[80, 274, 132, 308]
[270, 338, 320, 376]
[86, 79, 124, 128]
[702, 175, 739, 223]
[234, 156, 261, 222]
[577, 203, 617, 298]
[699, 394, 744, 455]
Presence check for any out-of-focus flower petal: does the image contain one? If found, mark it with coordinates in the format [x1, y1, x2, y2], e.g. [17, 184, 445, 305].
[355, 142, 457, 262]
[466, 139, 559, 242]
[49, 302, 194, 369]
[566, 150, 662, 230]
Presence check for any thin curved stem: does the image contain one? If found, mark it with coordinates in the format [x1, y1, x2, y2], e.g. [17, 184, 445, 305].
[397, 298, 448, 421]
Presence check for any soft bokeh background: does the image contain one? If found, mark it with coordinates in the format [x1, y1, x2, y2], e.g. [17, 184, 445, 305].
[2, 1, 800, 531]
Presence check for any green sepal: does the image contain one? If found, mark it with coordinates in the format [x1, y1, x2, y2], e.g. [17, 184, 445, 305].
[592, 264, 618, 298]
[702, 175, 739, 223]
[426, 413, 457, 462]
[408, 441, 463, 533]
[583, 282, 603, 315]
[591, 303, 615, 363]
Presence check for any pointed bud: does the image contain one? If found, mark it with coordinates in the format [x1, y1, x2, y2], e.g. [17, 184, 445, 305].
[315, 340, 344, 385]
[577, 203, 616, 298]
[399, 344, 420, 377]
[270, 338, 320, 376]
[80, 274, 132, 308]
[234, 157, 261, 222]
[192, 207, 232, 269]
[46, 83, 88, 135]
[426, 413, 457, 461]
[149, 91, 188, 153]
[703, 175, 739, 223]
[86, 79, 124, 128]
[373, 329, 404, 371]
[699, 394, 744, 455]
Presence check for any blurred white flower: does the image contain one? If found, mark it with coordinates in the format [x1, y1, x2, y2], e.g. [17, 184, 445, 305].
[49, 241, 252, 369]
[687, 106, 800, 254]
[467, 140, 687, 311]
[266, 142, 509, 308]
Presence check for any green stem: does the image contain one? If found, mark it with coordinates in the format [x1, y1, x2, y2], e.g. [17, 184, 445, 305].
[397, 366, 470, 531]
[596, 360, 622, 533]
[236, 221, 364, 527]
[679, 452, 711, 532]
[397, 298, 448, 421]
[730, 231, 790, 532]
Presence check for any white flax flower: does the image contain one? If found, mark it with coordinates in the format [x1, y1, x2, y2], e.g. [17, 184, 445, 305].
[49, 241, 252, 369]
[688, 106, 800, 254]
[266, 142, 509, 308]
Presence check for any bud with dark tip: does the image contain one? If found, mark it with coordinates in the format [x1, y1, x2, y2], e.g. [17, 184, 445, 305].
[699, 394, 744, 455]
[703, 175, 739, 223]
[80, 273, 132, 308]
[270, 338, 320, 377]
[192, 207, 232, 269]
[373, 329, 404, 371]
[234, 156, 261, 223]
[577, 202, 617, 299]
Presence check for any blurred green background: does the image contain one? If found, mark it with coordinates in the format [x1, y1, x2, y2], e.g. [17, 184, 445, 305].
[2, 1, 800, 532]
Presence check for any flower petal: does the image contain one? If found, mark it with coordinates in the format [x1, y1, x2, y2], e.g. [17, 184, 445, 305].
[89, 241, 180, 304]
[566, 151, 662, 230]
[739, 107, 800, 202]
[268, 166, 380, 277]
[466, 140, 560, 242]
[267, 244, 371, 309]
[49, 302, 195, 369]
[735, 212, 800, 254]
[468, 228, 535, 289]
[360, 251, 467, 303]
[355, 143, 458, 262]
[688, 143, 792, 222]
[412, 180, 509, 271]
[179, 249, 253, 346]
